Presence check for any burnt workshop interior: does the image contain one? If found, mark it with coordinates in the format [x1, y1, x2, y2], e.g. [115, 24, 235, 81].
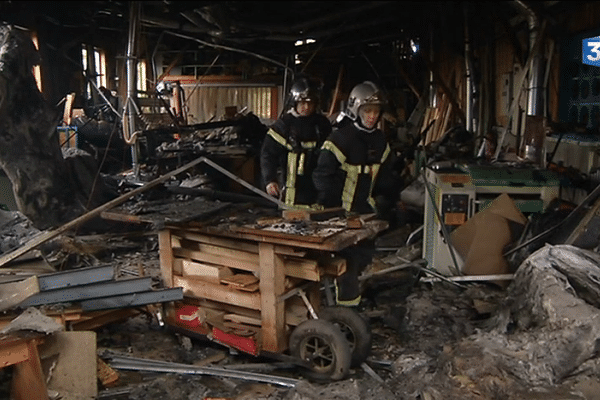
[2, 2, 600, 400]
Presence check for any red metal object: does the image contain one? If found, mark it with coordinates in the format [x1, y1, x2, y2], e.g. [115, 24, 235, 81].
[211, 327, 259, 356]
[169, 303, 259, 356]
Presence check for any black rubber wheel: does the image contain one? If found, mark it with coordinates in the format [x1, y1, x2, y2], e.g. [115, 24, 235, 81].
[289, 319, 352, 381]
[319, 306, 372, 367]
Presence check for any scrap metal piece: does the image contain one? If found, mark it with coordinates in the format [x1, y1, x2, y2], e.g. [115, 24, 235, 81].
[37, 265, 115, 291]
[297, 288, 318, 319]
[105, 354, 300, 388]
[0, 307, 64, 335]
[361, 361, 384, 383]
[80, 288, 183, 311]
[19, 277, 153, 307]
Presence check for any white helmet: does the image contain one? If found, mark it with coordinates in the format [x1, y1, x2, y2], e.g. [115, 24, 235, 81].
[345, 81, 384, 121]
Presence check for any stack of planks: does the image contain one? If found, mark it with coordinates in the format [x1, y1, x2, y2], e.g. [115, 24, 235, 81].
[420, 92, 454, 147]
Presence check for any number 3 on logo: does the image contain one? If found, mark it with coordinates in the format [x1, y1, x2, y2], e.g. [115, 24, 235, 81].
[587, 41, 600, 62]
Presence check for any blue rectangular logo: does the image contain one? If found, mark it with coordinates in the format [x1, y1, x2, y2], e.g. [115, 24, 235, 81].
[583, 36, 600, 66]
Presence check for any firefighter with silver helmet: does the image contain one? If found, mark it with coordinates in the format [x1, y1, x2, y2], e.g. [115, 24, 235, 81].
[313, 81, 399, 307]
[260, 76, 332, 206]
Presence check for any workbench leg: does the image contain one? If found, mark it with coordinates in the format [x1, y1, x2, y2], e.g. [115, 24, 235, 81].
[158, 229, 174, 287]
[259, 243, 286, 352]
[11, 341, 49, 400]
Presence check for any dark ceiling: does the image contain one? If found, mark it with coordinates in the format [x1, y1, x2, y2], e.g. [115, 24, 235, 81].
[0, 1, 523, 63]
[0, 1, 577, 91]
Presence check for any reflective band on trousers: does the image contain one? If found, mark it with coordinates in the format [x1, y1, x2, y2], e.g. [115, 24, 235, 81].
[321, 140, 391, 212]
[267, 128, 317, 206]
[335, 281, 361, 307]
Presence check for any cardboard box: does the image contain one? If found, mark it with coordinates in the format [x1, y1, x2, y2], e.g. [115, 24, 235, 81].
[450, 193, 527, 285]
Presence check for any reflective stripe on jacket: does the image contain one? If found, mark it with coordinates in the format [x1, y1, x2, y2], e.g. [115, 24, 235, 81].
[321, 139, 390, 211]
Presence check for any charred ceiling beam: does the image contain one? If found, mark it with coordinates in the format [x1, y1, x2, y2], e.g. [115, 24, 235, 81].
[231, 1, 396, 36]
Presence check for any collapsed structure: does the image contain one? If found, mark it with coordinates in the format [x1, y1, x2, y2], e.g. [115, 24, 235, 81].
[2, 2, 600, 399]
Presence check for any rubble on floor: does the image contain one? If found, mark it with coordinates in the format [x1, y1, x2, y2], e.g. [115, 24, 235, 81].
[3, 198, 600, 399]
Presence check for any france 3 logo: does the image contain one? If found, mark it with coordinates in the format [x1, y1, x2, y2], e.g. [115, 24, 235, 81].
[583, 36, 600, 67]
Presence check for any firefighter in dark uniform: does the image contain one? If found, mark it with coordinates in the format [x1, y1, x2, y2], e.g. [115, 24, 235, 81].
[313, 81, 398, 306]
[260, 77, 332, 207]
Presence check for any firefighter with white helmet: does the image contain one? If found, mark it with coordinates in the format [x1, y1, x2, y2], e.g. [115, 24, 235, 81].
[313, 80, 399, 307]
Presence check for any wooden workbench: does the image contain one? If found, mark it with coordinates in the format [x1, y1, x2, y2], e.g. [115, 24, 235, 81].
[158, 213, 388, 354]
[101, 200, 388, 355]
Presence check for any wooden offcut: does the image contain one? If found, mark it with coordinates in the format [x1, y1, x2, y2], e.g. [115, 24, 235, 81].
[0, 275, 39, 312]
[180, 259, 233, 282]
[282, 207, 345, 222]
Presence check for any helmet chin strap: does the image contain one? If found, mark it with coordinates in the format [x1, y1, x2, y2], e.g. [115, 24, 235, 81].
[353, 120, 377, 133]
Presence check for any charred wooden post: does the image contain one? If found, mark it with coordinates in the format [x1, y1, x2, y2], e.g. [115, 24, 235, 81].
[0, 24, 109, 230]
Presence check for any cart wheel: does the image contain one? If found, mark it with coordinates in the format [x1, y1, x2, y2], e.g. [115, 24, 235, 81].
[289, 319, 352, 381]
[319, 306, 372, 367]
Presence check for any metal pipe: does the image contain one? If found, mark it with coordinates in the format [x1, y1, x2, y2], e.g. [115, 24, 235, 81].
[514, 0, 543, 116]
[106, 355, 300, 388]
[198, 157, 290, 209]
[297, 288, 319, 319]
[464, 4, 474, 133]
[123, 1, 141, 177]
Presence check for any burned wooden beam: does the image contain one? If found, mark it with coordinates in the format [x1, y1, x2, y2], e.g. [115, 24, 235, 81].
[0, 24, 113, 230]
[0, 155, 208, 268]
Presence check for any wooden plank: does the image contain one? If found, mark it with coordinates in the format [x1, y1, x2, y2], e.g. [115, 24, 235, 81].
[173, 275, 261, 310]
[234, 283, 260, 292]
[181, 259, 233, 282]
[97, 356, 119, 387]
[173, 248, 319, 281]
[259, 243, 286, 352]
[173, 230, 259, 254]
[172, 228, 307, 257]
[233, 225, 331, 243]
[100, 211, 146, 224]
[69, 309, 140, 331]
[282, 207, 345, 222]
[159, 230, 174, 287]
[284, 258, 320, 282]
[224, 304, 309, 328]
[190, 298, 261, 322]
[173, 247, 258, 273]
[0, 336, 30, 366]
[220, 273, 259, 288]
[224, 313, 262, 326]
[193, 241, 259, 264]
[198, 219, 388, 252]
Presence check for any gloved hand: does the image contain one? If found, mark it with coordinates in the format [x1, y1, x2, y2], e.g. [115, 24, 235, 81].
[266, 182, 280, 197]
[310, 203, 325, 211]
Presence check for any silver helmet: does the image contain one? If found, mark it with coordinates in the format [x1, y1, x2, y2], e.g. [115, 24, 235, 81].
[345, 81, 384, 121]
